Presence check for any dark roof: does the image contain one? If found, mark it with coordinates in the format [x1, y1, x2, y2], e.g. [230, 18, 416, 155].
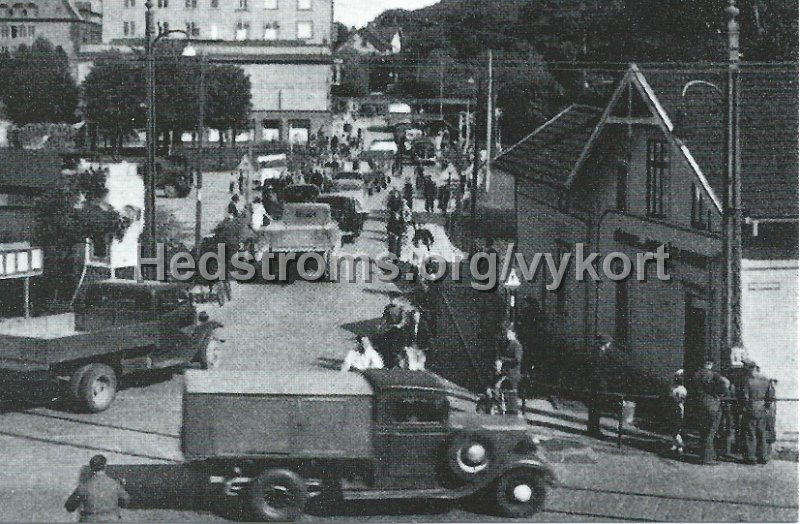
[640, 64, 798, 219]
[359, 26, 401, 53]
[0, 149, 63, 192]
[493, 105, 603, 187]
[362, 369, 445, 393]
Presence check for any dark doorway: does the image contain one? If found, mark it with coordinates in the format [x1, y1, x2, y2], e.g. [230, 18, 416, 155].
[683, 295, 708, 376]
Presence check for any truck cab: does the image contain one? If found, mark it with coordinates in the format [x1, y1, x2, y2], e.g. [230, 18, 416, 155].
[181, 369, 555, 521]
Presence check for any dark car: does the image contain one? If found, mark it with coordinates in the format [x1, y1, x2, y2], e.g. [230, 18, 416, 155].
[317, 194, 365, 242]
[280, 184, 320, 203]
[180, 369, 556, 522]
[408, 138, 437, 166]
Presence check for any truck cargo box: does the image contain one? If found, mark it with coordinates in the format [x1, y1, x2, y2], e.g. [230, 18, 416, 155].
[182, 370, 374, 460]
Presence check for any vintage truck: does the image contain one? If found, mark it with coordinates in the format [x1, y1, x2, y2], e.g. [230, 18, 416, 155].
[181, 368, 556, 521]
[0, 280, 222, 413]
[250, 202, 341, 281]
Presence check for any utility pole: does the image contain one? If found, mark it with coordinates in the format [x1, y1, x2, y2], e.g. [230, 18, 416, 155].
[194, 50, 206, 257]
[723, 0, 743, 358]
[439, 57, 444, 119]
[143, 0, 157, 277]
[485, 49, 493, 192]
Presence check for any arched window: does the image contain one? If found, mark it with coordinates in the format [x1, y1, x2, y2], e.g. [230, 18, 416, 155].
[12, 3, 25, 17]
[26, 3, 37, 17]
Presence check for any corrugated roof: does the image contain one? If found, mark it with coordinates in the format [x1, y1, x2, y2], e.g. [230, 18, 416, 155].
[184, 369, 374, 396]
[492, 105, 603, 188]
[639, 64, 798, 219]
[0, 149, 63, 191]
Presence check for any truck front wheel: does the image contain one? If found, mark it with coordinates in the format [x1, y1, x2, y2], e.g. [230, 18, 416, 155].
[493, 468, 547, 518]
[247, 469, 307, 522]
[75, 364, 117, 413]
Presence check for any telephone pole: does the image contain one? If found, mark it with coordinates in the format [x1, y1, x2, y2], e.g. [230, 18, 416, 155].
[485, 49, 493, 192]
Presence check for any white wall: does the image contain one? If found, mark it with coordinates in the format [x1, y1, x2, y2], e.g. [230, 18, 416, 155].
[741, 258, 799, 439]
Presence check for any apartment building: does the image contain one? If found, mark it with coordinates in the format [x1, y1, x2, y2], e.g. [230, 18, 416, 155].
[103, 0, 333, 46]
[0, 0, 101, 57]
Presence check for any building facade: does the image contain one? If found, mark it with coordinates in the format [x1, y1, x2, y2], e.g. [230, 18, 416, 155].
[491, 64, 798, 437]
[103, 0, 333, 46]
[0, 0, 100, 56]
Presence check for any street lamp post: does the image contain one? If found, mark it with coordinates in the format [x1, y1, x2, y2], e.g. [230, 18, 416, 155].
[503, 268, 521, 325]
[142, 0, 191, 276]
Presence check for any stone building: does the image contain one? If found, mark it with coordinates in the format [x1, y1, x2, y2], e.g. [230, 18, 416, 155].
[0, 0, 100, 57]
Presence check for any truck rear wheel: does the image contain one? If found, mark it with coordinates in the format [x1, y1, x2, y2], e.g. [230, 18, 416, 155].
[493, 468, 547, 518]
[247, 469, 307, 522]
[76, 364, 117, 413]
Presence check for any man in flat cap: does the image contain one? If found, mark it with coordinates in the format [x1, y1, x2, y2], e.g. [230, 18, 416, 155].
[738, 359, 775, 464]
[65, 455, 130, 522]
[691, 359, 729, 464]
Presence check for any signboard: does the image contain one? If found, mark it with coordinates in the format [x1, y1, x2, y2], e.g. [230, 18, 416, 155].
[0, 247, 43, 280]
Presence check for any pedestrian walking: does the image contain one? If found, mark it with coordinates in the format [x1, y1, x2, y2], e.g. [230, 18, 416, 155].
[423, 175, 436, 213]
[237, 170, 244, 193]
[403, 177, 414, 211]
[668, 369, 688, 455]
[587, 334, 613, 437]
[415, 162, 425, 189]
[738, 359, 775, 464]
[65, 455, 130, 522]
[386, 210, 404, 258]
[229, 171, 236, 193]
[227, 194, 241, 218]
[691, 359, 729, 464]
[445, 192, 457, 232]
[496, 324, 524, 417]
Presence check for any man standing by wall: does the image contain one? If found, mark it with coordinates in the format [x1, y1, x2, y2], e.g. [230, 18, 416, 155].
[738, 359, 775, 464]
[691, 359, 729, 465]
[65, 455, 130, 522]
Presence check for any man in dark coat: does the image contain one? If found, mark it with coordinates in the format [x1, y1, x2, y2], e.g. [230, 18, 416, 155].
[496, 324, 525, 416]
[738, 359, 775, 464]
[587, 334, 613, 437]
[691, 359, 729, 464]
[65, 455, 130, 522]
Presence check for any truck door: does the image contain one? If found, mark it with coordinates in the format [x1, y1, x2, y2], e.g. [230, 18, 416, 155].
[153, 289, 196, 358]
[374, 391, 449, 490]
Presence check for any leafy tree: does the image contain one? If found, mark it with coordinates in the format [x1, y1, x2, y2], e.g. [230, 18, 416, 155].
[1, 38, 79, 124]
[82, 57, 145, 155]
[205, 65, 252, 146]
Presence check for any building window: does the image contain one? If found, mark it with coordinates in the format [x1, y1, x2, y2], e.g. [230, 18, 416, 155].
[296, 21, 312, 39]
[238, 0, 248, 9]
[646, 139, 668, 217]
[263, 23, 277, 40]
[186, 21, 199, 36]
[27, 23, 32, 36]
[264, 0, 277, 8]
[690, 183, 710, 230]
[262, 119, 281, 142]
[157, 0, 168, 7]
[0, 26, 8, 38]
[90, 234, 112, 260]
[185, 0, 197, 7]
[297, 0, 310, 10]
[614, 273, 629, 350]
[616, 161, 628, 212]
[124, 0, 136, 7]
[17, 23, 24, 36]
[210, 0, 218, 7]
[123, 21, 135, 36]
[235, 21, 249, 40]
[10, 25, 16, 37]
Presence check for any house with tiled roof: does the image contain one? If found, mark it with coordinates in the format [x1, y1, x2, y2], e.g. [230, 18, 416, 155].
[491, 63, 798, 438]
[0, 0, 101, 58]
[335, 25, 402, 56]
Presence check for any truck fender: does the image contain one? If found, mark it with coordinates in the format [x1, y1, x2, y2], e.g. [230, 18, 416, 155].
[508, 459, 558, 486]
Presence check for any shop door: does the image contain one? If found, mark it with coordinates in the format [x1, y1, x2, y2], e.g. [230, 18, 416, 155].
[683, 295, 708, 376]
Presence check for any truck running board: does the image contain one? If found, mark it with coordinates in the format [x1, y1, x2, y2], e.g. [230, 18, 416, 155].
[342, 488, 468, 501]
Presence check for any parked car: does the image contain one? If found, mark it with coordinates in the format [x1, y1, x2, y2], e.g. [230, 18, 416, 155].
[408, 138, 437, 166]
[180, 369, 555, 522]
[369, 139, 399, 154]
[0, 281, 222, 413]
[328, 177, 367, 212]
[317, 194, 365, 242]
[279, 184, 320, 203]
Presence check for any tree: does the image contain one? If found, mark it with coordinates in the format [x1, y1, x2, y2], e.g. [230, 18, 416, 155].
[205, 65, 252, 146]
[333, 22, 352, 49]
[82, 57, 146, 155]
[1, 38, 79, 124]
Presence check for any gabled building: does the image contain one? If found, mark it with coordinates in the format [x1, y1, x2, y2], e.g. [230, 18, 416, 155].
[0, 0, 101, 57]
[491, 63, 798, 437]
[335, 25, 402, 56]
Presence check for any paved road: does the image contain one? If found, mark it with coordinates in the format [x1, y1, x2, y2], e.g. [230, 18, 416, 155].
[0, 166, 796, 522]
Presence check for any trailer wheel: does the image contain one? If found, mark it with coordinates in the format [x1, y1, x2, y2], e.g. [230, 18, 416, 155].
[76, 364, 117, 413]
[493, 468, 547, 518]
[247, 469, 307, 522]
